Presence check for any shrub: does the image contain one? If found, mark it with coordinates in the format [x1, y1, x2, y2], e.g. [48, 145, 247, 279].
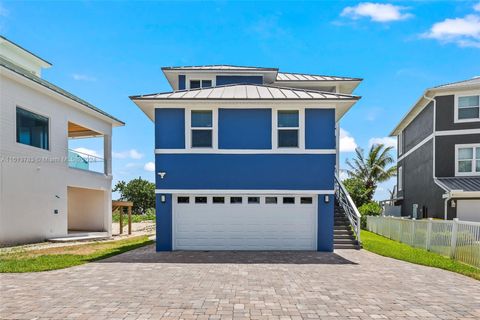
[359, 201, 382, 229]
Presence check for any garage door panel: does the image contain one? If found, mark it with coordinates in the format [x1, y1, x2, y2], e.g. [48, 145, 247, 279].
[173, 195, 317, 250]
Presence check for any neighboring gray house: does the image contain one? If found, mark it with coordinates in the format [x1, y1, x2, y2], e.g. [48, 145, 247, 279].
[391, 77, 480, 222]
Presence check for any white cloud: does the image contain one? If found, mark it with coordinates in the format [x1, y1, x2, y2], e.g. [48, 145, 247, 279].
[341, 2, 412, 23]
[72, 73, 97, 82]
[112, 149, 144, 160]
[423, 14, 480, 48]
[340, 128, 358, 152]
[144, 162, 155, 172]
[73, 147, 101, 158]
[475, 3, 480, 12]
[369, 137, 397, 149]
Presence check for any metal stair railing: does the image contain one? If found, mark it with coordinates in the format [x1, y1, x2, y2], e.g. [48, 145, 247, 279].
[334, 174, 362, 243]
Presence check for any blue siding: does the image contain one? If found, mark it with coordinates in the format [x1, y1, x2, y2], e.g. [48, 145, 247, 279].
[155, 109, 185, 149]
[156, 194, 172, 251]
[305, 109, 336, 149]
[317, 195, 334, 251]
[156, 154, 335, 190]
[219, 109, 271, 149]
[216, 75, 263, 86]
[178, 75, 186, 90]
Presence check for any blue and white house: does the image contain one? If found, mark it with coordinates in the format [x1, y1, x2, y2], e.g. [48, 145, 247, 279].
[131, 65, 361, 251]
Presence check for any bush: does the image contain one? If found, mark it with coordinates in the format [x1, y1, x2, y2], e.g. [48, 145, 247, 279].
[113, 177, 155, 214]
[343, 177, 372, 208]
[359, 201, 382, 229]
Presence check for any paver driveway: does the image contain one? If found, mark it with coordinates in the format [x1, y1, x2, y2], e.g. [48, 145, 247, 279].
[1, 246, 479, 320]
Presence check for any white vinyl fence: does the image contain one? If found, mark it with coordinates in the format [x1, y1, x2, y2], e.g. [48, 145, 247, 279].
[367, 216, 480, 269]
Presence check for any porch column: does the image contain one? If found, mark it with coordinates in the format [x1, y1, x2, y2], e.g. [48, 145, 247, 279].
[104, 134, 112, 176]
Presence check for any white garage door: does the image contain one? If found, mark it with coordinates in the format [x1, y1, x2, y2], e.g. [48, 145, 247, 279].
[457, 200, 480, 222]
[173, 195, 317, 250]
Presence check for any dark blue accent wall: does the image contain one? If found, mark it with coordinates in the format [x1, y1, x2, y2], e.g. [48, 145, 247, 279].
[317, 195, 334, 251]
[216, 75, 263, 86]
[156, 194, 172, 251]
[305, 109, 336, 149]
[218, 109, 271, 149]
[155, 154, 335, 190]
[155, 109, 185, 149]
[178, 75, 186, 90]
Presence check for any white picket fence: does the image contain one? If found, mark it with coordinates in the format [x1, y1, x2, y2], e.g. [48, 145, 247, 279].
[367, 216, 480, 269]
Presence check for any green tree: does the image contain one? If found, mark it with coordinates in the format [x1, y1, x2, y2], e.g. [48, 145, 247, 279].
[113, 177, 155, 214]
[346, 144, 396, 202]
[343, 177, 372, 208]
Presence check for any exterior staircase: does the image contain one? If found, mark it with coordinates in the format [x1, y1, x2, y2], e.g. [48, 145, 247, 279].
[334, 202, 361, 250]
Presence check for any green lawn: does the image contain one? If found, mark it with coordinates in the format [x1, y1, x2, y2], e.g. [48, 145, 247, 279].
[361, 230, 480, 281]
[0, 235, 154, 273]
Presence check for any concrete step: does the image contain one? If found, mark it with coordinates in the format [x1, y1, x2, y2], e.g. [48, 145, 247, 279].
[334, 239, 359, 245]
[334, 225, 352, 230]
[48, 231, 110, 243]
[334, 234, 356, 240]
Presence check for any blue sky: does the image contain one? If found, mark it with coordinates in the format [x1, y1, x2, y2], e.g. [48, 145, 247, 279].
[2, 1, 480, 200]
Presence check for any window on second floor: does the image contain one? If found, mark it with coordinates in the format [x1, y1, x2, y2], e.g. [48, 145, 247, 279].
[456, 144, 480, 176]
[189, 79, 213, 89]
[277, 110, 299, 148]
[16, 107, 49, 150]
[398, 132, 403, 156]
[398, 166, 403, 191]
[456, 95, 480, 122]
[191, 110, 212, 148]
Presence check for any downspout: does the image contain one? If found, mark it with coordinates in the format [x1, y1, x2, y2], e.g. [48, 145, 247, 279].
[443, 193, 451, 220]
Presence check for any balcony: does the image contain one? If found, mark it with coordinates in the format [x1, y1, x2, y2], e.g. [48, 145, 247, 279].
[67, 121, 110, 175]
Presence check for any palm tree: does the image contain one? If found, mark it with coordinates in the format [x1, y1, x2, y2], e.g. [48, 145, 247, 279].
[346, 144, 396, 201]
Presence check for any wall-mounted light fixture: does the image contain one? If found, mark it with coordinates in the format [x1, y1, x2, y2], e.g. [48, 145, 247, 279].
[158, 171, 166, 179]
[160, 194, 166, 203]
[324, 195, 330, 203]
[451, 200, 456, 208]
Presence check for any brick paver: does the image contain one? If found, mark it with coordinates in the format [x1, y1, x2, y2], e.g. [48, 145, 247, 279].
[1, 246, 479, 319]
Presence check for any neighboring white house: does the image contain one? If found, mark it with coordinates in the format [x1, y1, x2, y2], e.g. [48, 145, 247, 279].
[0, 36, 124, 245]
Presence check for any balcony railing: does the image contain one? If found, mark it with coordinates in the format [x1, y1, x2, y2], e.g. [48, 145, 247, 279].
[68, 149, 104, 173]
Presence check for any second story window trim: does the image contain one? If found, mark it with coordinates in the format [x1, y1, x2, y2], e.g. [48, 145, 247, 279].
[185, 75, 215, 90]
[455, 143, 480, 176]
[454, 92, 480, 123]
[185, 107, 218, 150]
[398, 131, 403, 156]
[272, 109, 305, 150]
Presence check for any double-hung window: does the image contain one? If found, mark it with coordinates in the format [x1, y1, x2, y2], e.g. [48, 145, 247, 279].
[189, 80, 213, 89]
[456, 144, 480, 176]
[277, 110, 299, 148]
[456, 95, 480, 121]
[191, 110, 213, 148]
[16, 107, 49, 150]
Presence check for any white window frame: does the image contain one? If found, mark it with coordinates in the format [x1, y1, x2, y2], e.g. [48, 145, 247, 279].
[454, 92, 480, 123]
[398, 166, 403, 191]
[185, 75, 215, 90]
[398, 131, 403, 156]
[455, 143, 480, 176]
[273, 109, 305, 150]
[185, 107, 218, 150]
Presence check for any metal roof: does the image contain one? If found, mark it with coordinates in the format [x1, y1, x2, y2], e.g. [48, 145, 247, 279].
[436, 177, 480, 192]
[0, 35, 52, 67]
[162, 65, 278, 71]
[433, 77, 480, 90]
[131, 83, 360, 101]
[276, 72, 361, 82]
[0, 57, 124, 125]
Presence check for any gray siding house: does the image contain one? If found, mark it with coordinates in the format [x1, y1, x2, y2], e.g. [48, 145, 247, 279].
[391, 77, 480, 222]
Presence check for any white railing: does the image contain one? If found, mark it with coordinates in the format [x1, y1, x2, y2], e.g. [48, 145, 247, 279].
[334, 175, 361, 243]
[367, 216, 480, 268]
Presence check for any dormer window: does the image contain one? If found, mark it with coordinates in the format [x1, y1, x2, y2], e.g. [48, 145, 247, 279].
[455, 95, 480, 122]
[189, 79, 212, 89]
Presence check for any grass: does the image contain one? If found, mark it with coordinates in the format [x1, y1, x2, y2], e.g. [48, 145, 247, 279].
[0, 235, 154, 273]
[361, 230, 480, 281]
[112, 211, 155, 223]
